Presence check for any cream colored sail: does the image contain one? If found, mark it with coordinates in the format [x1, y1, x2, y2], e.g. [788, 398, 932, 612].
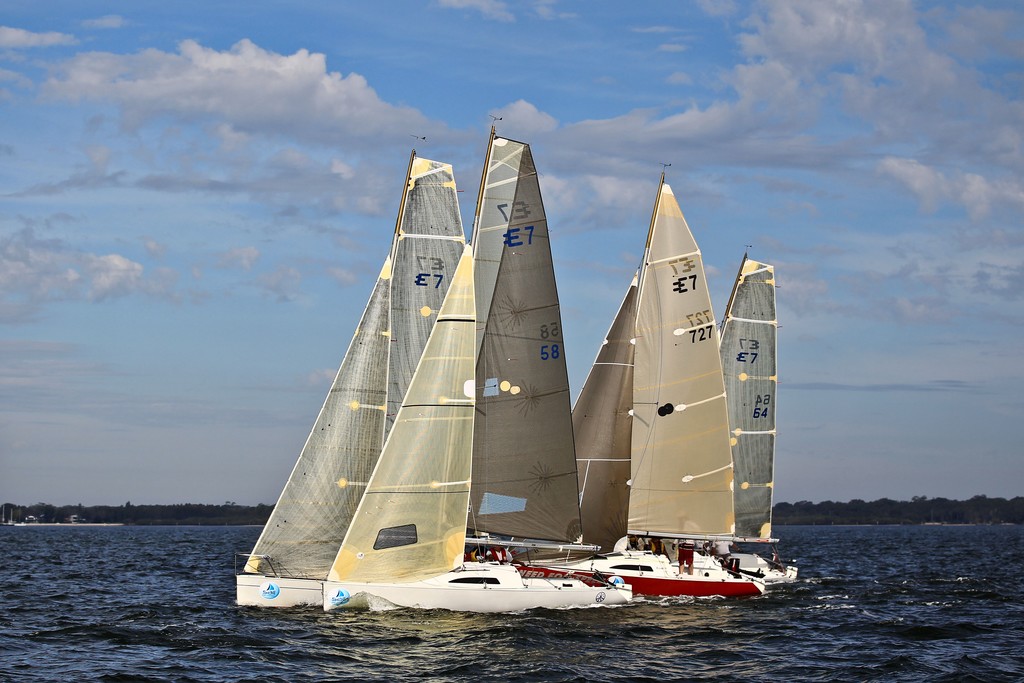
[720, 256, 778, 541]
[629, 179, 735, 539]
[328, 247, 475, 583]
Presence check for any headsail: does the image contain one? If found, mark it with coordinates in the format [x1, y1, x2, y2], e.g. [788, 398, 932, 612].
[575, 273, 639, 552]
[469, 133, 582, 543]
[328, 247, 476, 583]
[629, 179, 735, 539]
[720, 255, 778, 541]
[245, 153, 464, 579]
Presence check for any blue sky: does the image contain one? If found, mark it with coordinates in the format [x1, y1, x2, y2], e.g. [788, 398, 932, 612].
[2, 1, 1022, 506]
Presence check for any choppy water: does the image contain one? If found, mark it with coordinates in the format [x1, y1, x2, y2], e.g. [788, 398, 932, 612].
[2, 524, 1022, 682]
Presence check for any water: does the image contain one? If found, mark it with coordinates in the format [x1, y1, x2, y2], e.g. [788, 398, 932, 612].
[2, 524, 1022, 682]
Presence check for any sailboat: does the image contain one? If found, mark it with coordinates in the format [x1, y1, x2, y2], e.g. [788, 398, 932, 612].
[237, 152, 467, 607]
[321, 130, 631, 611]
[322, 246, 631, 611]
[719, 254, 797, 582]
[517, 175, 765, 598]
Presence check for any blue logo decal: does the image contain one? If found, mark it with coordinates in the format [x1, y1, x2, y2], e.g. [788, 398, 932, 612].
[329, 588, 351, 607]
[260, 582, 281, 600]
[609, 575, 625, 586]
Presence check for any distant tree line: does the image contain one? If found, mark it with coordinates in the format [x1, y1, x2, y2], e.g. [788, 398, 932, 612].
[4, 495, 1023, 526]
[773, 495, 1024, 525]
[2, 501, 273, 525]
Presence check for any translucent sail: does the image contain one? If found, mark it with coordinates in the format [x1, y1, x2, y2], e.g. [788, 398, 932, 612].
[245, 153, 463, 579]
[720, 256, 777, 540]
[245, 259, 391, 577]
[328, 247, 476, 583]
[387, 157, 467, 437]
[575, 274, 638, 552]
[629, 180, 735, 539]
[469, 136, 582, 542]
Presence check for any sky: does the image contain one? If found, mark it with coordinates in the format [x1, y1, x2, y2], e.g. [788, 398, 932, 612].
[1, 0, 1022, 507]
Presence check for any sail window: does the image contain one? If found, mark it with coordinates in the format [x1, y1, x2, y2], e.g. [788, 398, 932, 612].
[373, 524, 418, 550]
[448, 576, 501, 585]
[478, 492, 527, 515]
[483, 377, 499, 397]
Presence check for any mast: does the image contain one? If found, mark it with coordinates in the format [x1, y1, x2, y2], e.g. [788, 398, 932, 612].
[471, 127, 496, 249]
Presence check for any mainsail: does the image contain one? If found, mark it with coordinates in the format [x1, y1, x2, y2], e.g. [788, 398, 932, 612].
[328, 247, 476, 583]
[575, 274, 638, 552]
[628, 178, 735, 539]
[245, 153, 465, 579]
[387, 156, 468, 436]
[720, 255, 778, 541]
[468, 131, 582, 543]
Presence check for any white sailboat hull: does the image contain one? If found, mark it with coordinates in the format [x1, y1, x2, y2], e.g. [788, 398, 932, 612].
[729, 552, 798, 583]
[518, 550, 765, 598]
[236, 574, 323, 607]
[323, 563, 632, 612]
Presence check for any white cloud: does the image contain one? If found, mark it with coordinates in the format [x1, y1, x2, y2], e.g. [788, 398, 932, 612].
[437, 0, 514, 22]
[43, 39, 437, 146]
[494, 99, 558, 136]
[326, 266, 357, 286]
[0, 227, 166, 318]
[217, 246, 260, 271]
[82, 15, 127, 29]
[697, 0, 738, 18]
[0, 26, 76, 48]
[258, 265, 302, 302]
[85, 253, 143, 300]
[878, 157, 1024, 220]
[666, 72, 692, 85]
[658, 43, 688, 53]
[144, 239, 167, 259]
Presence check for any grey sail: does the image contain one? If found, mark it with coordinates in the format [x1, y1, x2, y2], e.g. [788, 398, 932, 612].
[720, 256, 778, 541]
[386, 157, 468, 437]
[575, 273, 639, 552]
[469, 133, 582, 543]
[244, 153, 464, 579]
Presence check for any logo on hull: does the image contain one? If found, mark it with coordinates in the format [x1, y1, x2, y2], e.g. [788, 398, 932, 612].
[328, 588, 351, 607]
